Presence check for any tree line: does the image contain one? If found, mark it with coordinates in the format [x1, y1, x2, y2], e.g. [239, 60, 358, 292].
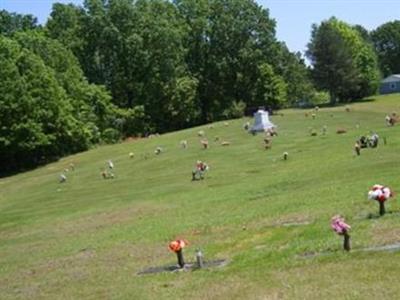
[0, 0, 399, 174]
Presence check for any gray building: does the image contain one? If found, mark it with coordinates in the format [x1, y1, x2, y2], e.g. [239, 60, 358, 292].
[380, 74, 400, 94]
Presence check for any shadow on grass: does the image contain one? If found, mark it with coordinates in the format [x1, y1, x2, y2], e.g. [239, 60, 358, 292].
[294, 97, 377, 110]
[354, 210, 400, 220]
[137, 259, 228, 275]
[321, 97, 377, 108]
[298, 241, 400, 259]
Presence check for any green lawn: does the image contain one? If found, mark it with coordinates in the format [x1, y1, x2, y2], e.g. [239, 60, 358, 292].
[1, 94, 400, 299]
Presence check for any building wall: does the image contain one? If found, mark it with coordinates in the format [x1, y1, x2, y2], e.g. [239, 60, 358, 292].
[380, 81, 400, 94]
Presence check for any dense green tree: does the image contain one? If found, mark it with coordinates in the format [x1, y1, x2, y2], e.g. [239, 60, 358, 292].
[0, 10, 38, 36]
[45, 3, 85, 59]
[0, 29, 122, 173]
[130, 0, 191, 130]
[274, 44, 315, 105]
[167, 76, 199, 128]
[46, 0, 191, 131]
[371, 21, 400, 76]
[13, 31, 116, 137]
[0, 36, 87, 172]
[46, 0, 314, 127]
[307, 21, 357, 103]
[175, 0, 283, 120]
[307, 18, 380, 103]
[253, 63, 287, 108]
[114, 106, 149, 137]
[352, 24, 371, 44]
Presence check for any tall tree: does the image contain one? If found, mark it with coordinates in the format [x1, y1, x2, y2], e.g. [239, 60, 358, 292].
[274, 43, 315, 105]
[118, 0, 191, 131]
[46, 0, 192, 131]
[0, 36, 85, 172]
[371, 21, 400, 76]
[45, 3, 85, 60]
[175, 0, 280, 121]
[253, 63, 287, 108]
[14, 31, 116, 138]
[307, 17, 380, 103]
[0, 10, 38, 36]
[0, 30, 121, 174]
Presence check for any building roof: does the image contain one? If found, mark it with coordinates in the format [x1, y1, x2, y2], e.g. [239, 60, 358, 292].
[382, 74, 400, 83]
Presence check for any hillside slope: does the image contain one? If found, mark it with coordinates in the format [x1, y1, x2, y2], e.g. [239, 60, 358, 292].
[1, 94, 400, 299]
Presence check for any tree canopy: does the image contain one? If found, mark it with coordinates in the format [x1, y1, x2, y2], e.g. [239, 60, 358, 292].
[46, 0, 313, 126]
[0, 10, 39, 36]
[371, 21, 400, 77]
[0, 19, 116, 174]
[307, 17, 380, 103]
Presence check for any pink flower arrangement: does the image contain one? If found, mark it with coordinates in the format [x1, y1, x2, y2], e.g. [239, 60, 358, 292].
[331, 215, 351, 235]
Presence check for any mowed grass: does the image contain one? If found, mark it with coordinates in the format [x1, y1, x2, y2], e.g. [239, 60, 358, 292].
[1, 94, 400, 299]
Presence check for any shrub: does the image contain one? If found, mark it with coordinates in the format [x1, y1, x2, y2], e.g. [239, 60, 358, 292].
[102, 128, 121, 144]
[222, 101, 246, 119]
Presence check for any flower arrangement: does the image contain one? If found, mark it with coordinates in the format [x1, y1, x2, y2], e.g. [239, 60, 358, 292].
[368, 184, 393, 215]
[331, 215, 351, 251]
[169, 239, 189, 268]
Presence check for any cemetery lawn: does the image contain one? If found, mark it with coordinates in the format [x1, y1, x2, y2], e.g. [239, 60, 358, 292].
[1, 94, 400, 299]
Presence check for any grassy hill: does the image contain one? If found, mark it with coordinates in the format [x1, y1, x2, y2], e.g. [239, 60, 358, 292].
[1, 94, 400, 299]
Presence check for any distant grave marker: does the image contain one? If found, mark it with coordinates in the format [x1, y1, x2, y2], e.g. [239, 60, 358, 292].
[201, 139, 209, 149]
[321, 125, 327, 135]
[180, 140, 188, 149]
[192, 161, 209, 181]
[354, 141, 361, 156]
[283, 152, 288, 160]
[336, 128, 347, 134]
[137, 243, 227, 275]
[59, 174, 67, 183]
[154, 146, 163, 155]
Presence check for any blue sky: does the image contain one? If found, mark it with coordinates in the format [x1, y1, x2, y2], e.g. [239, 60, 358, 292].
[1, 0, 399, 55]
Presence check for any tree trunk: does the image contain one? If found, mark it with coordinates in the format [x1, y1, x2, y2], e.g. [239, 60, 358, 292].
[329, 90, 337, 105]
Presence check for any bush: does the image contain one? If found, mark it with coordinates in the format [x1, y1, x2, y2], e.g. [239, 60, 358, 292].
[310, 91, 330, 105]
[117, 106, 148, 137]
[222, 101, 246, 119]
[101, 128, 121, 144]
[297, 91, 330, 108]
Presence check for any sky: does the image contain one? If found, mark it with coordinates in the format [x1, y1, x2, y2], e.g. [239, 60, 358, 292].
[1, 0, 399, 56]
